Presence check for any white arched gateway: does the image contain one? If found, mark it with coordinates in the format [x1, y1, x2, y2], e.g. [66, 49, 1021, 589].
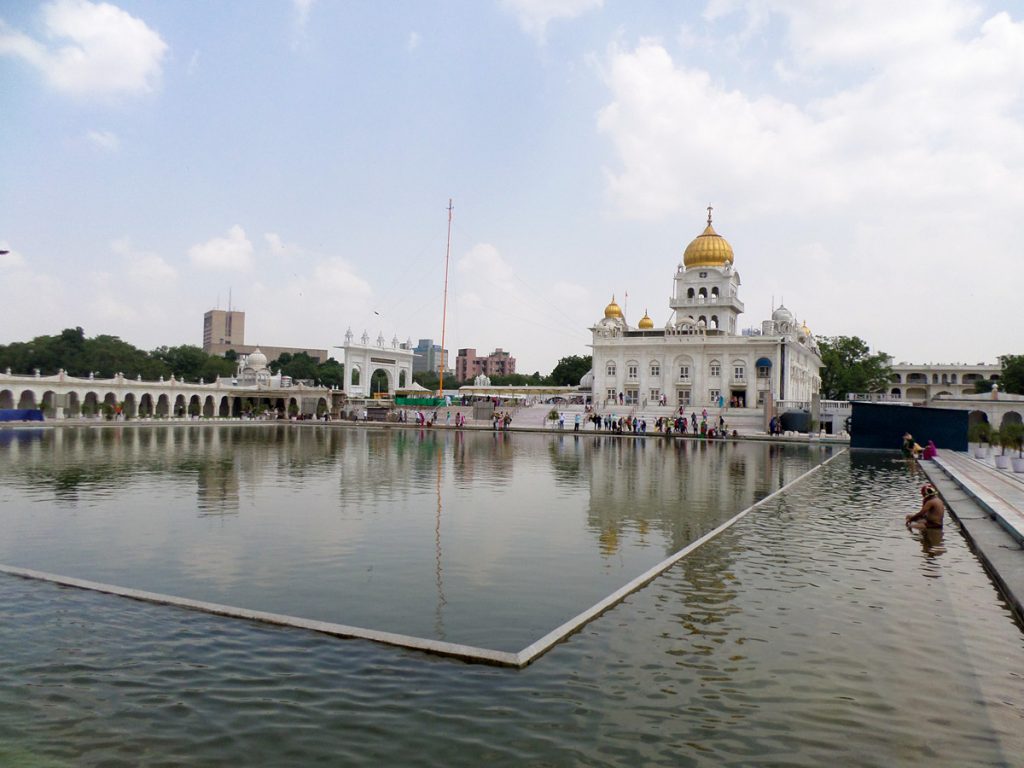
[340, 328, 415, 398]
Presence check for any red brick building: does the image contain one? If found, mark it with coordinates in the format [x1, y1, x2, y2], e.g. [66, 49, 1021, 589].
[455, 348, 516, 381]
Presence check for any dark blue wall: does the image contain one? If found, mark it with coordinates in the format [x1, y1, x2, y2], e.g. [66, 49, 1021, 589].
[850, 401, 968, 451]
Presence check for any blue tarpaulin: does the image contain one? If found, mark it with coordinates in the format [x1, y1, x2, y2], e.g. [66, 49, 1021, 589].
[0, 409, 44, 422]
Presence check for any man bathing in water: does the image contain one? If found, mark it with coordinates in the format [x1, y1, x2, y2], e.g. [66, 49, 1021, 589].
[906, 484, 945, 530]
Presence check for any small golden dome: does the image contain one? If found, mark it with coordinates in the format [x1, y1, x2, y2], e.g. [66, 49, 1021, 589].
[801, 322, 812, 336]
[683, 207, 734, 269]
[638, 310, 654, 329]
[604, 295, 623, 319]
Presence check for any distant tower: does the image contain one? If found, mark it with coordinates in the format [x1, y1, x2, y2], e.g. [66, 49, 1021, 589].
[203, 308, 246, 353]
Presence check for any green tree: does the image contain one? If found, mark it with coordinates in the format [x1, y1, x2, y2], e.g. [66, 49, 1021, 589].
[316, 358, 345, 388]
[818, 336, 892, 400]
[489, 372, 545, 386]
[548, 355, 592, 386]
[997, 354, 1024, 395]
[276, 352, 319, 381]
[269, 352, 293, 374]
[413, 370, 440, 391]
[152, 345, 208, 380]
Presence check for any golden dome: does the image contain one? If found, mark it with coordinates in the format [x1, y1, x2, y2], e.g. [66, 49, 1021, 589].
[604, 295, 623, 319]
[638, 310, 654, 329]
[801, 322, 812, 336]
[683, 207, 734, 269]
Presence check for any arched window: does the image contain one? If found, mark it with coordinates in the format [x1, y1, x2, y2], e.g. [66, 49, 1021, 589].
[710, 287, 719, 301]
[710, 315, 719, 329]
[606, 362, 616, 377]
[687, 287, 695, 299]
[709, 360, 721, 378]
[650, 361, 661, 378]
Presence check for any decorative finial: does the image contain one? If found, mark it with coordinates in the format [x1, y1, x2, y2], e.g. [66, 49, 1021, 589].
[707, 204, 713, 226]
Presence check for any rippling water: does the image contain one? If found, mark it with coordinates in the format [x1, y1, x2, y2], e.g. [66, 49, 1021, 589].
[0, 429, 1021, 766]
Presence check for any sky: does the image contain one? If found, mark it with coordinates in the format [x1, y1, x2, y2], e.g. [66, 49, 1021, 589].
[1, 0, 1022, 375]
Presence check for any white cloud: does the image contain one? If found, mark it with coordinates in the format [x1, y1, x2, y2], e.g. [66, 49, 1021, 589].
[188, 226, 254, 271]
[291, 0, 316, 47]
[111, 237, 176, 283]
[0, 245, 69, 340]
[598, 6, 1024, 221]
[293, 0, 316, 27]
[86, 129, 119, 151]
[0, 0, 168, 97]
[407, 31, 420, 52]
[264, 232, 304, 258]
[502, 0, 602, 42]
[451, 243, 592, 369]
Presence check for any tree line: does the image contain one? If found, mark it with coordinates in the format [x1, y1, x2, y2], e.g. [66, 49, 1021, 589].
[0, 328, 594, 389]
[8, 328, 1010, 397]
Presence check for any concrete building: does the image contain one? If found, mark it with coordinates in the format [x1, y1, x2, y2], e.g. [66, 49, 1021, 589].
[203, 309, 245, 352]
[202, 308, 328, 363]
[887, 362, 1001, 403]
[412, 339, 449, 374]
[455, 348, 516, 382]
[588, 209, 822, 413]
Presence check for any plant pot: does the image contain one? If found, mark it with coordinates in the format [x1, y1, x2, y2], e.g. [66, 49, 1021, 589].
[994, 455, 1010, 469]
[1012, 457, 1024, 473]
[974, 447, 989, 459]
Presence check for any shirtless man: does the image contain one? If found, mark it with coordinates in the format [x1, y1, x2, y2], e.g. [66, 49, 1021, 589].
[906, 484, 945, 530]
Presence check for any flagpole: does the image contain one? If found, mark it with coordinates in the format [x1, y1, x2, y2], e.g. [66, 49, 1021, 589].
[438, 199, 453, 397]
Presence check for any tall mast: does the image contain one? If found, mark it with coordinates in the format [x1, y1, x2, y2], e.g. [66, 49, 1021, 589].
[438, 199, 453, 396]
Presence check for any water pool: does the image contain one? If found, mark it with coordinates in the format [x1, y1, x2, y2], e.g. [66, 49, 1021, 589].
[0, 425, 830, 651]
[0, 427, 1021, 766]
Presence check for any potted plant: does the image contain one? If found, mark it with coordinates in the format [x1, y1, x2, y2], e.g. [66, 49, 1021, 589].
[968, 421, 991, 458]
[1002, 422, 1024, 472]
[992, 427, 1010, 469]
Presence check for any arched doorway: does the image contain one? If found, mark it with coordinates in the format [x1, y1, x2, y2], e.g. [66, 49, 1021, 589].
[1001, 411, 1022, 429]
[83, 391, 100, 417]
[174, 394, 187, 417]
[203, 395, 215, 418]
[188, 394, 202, 417]
[369, 368, 390, 397]
[156, 394, 170, 417]
[905, 387, 928, 402]
[123, 393, 138, 418]
[139, 393, 154, 417]
[17, 390, 37, 409]
[0, 389, 13, 409]
[968, 410, 989, 428]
